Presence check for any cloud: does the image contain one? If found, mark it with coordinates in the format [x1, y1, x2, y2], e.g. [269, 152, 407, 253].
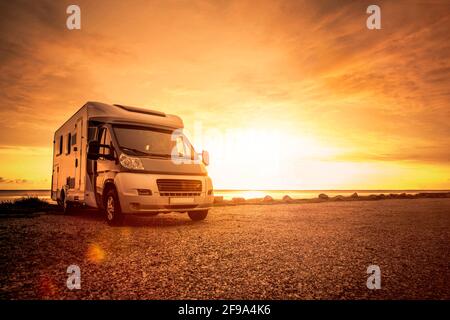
[0, 177, 28, 184]
[0, 0, 132, 147]
[0, 0, 449, 191]
[268, 0, 450, 162]
[332, 149, 450, 164]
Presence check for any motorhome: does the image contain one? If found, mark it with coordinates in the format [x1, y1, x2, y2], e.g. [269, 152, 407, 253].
[51, 102, 214, 225]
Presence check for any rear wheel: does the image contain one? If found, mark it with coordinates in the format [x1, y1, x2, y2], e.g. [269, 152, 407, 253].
[188, 210, 208, 221]
[61, 191, 74, 215]
[63, 199, 74, 215]
[104, 188, 124, 226]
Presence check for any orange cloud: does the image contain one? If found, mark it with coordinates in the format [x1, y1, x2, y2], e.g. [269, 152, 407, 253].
[0, 0, 449, 189]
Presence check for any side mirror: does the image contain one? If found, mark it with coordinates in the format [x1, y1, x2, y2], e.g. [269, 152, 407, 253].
[87, 141, 100, 160]
[88, 141, 115, 161]
[202, 150, 210, 166]
[103, 146, 115, 161]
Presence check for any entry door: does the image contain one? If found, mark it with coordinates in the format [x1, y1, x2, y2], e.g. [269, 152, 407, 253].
[74, 118, 83, 191]
[52, 164, 59, 199]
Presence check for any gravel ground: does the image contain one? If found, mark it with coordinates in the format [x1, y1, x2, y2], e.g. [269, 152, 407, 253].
[0, 198, 449, 300]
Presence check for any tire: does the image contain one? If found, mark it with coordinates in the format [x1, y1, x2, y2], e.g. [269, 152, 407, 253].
[104, 188, 124, 226]
[57, 198, 63, 207]
[188, 210, 208, 221]
[63, 199, 74, 215]
[61, 191, 74, 215]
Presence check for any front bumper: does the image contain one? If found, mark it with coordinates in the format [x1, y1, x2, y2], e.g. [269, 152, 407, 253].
[114, 172, 214, 214]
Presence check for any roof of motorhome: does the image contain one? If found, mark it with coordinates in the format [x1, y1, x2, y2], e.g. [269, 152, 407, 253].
[86, 102, 184, 128]
[54, 102, 184, 135]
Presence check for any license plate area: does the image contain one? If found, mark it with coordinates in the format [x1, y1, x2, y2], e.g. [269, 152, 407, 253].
[169, 197, 195, 204]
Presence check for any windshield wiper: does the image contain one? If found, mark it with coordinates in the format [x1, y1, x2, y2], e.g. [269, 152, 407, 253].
[121, 147, 172, 158]
[121, 147, 150, 156]
[148, 153, 172, 158]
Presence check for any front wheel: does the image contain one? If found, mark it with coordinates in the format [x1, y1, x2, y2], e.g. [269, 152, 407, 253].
[104, 188, 124, 226]
[188, 210, 208, 221]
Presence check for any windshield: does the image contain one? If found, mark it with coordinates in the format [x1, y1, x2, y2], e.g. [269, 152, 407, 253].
[113, 125, 197, 160]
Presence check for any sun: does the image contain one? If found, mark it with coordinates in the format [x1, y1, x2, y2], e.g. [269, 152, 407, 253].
[193, 126, 338, 190]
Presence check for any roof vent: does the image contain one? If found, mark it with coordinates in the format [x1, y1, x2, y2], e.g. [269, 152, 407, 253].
[114, 104, 166, 117]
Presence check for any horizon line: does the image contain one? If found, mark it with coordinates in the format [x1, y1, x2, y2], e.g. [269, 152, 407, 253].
[1, 189, 450, 192]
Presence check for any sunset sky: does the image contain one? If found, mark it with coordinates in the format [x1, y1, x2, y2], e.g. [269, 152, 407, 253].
[0, 0, 449, 190]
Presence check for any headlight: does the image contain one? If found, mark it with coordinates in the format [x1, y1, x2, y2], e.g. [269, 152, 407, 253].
[119, 153, 144, 170]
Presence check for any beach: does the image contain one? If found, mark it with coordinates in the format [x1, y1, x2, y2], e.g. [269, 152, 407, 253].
[1, 197, 449, 299]
[1, 189, 449, 203]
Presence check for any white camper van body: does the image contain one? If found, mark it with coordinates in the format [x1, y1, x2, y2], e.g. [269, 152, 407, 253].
[51, 102, 213, 221]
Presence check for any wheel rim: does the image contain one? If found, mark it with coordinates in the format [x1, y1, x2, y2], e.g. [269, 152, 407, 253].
[106, 196, 115, 221]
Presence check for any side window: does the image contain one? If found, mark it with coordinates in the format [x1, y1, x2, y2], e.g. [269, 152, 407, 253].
[105, 129, 112, 146]
[58, 135, 63, 155]
[97, 127, 105, 142]
[99, 127, 112, 156]
[71, 133, 77, 146]
[98, 128, 106, 155]
[88, 127, 97, 142]
[66, 133, 71, 154]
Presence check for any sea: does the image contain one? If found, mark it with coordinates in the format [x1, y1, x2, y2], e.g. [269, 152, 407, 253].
[1, 189, 448, 203]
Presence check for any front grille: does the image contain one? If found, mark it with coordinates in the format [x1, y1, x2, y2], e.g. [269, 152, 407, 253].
[160, 192, 201, 197]
[157, 179, 202, 192]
